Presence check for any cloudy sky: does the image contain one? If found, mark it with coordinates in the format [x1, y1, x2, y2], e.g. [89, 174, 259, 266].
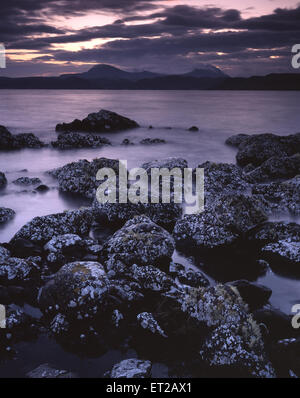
[1, 0, 300, 77]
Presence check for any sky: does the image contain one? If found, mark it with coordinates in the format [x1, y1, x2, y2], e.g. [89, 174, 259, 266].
[1, 0, 300, 77]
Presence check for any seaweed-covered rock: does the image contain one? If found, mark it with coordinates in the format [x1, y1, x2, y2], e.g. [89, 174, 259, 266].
[196, 161, 250, 204]
[0, 207, 15, 223]
[109, 358, 152, 378]
[140, 138, 166, 145]
[0, 171, 7, 188]
[252, 176, 300, 215]
[11, 209, 93, 244]
[51, 132, 111, 149]
[231, 132, 300, 167]
[12, 177, 41, 186]
[245, 154, 300, 183]
[0, 257, 40, 286]
[56, 109, 139, 133]
[48, 157, 120, 198]
[104, 215, 175, 267]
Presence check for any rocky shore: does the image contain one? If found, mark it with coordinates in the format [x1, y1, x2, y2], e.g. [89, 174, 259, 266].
[0, 111, 299, 378]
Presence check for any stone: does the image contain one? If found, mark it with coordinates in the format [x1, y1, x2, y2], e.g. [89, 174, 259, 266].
[0, 207, 15, 223]
[51, 132, 111, 149]
[27, 363, 77, 378]
[109, 359, 152, 378]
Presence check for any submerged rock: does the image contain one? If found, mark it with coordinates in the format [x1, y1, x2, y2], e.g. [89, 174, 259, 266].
[188, 126, 199, 132]
[140, 138, 166, 145]
[252, 176, 300, 215]
[104, 215, 175, 267]
[12, 177, 42, 186]
[0, 171, 7, 188]
[49, 157, 120, 198]
[51, 132, 111, 149]
[0, 126, 44, 150]
[109, 358, 152, 378]
[0, 207, 15, 223]
[11, 209, 93, 244]
[56, 109, 139, 133]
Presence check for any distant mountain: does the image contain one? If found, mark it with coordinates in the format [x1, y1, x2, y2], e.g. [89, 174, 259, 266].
[184, 65, 228, 78]
[60, 64, 162, 81]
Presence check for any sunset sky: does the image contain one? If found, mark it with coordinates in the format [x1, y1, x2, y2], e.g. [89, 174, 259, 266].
[1, 0, 300, 77]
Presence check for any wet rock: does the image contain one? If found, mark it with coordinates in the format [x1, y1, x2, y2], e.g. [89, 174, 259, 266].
[49, 157, 120, 198]
[0, 245, 10, 261]
[196, 161, 250, 204]
[271, 338, 300, 377]
[140, 138, 166, 145]
[0, 257, 40, 286]
[35, 184, 50, 192]
[247, 221, 300, 247]
[0, 125, 44, 150]
[252, 176, 300, 215]
[245, 154, 300, 183]
[227, 280, 272, 310]
[141, 157, 188, 173]
[0, 207, 15, 223]
[11, 209, 93, 244]
[27, 363, 77, 378]
[56, 109, 139, 133]
[188, 126, 199, 132]
[169, 262, 209, 288]
[9, 238, 43, 258]
[230, 132, 300, 167]
[225, 134, 249, 147]
[52, 132, 111, 149]
[137, 312, 167, 338]
[129, 263, 175, 292]
[12, 177, 42, 186]
[122, 138, 134, 145]
[104, 215, 175, 267]
[109, 358, 152, 378]
[253, 308, 295, 341]
[262, 240, 300, 269]
[0, 171, 7, 188]
[112, 309, 124, 328]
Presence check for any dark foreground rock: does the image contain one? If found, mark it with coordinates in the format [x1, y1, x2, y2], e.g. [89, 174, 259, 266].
[11, 209, 93, 244]
[227, 280, 272, 310]
[12, 177, 42, 186]
[0, 171, 7, 188]
[27, 363, 77, 378]
[0, 125, 44, 150]
[56, 109, 139, 133]
[0, 207, 15, 223]
[109, 359, 152, 378]
[51, 132, 111, 149]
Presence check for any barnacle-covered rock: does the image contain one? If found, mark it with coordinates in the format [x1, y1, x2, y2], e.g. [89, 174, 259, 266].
[262, 240, 300, 269]
[0, 245, 10, 261]
[104, 215, 175, 267]
[140, 138, 166, 145]
[169, 262, 209, 288]
[56, 109, 139, 133]
[0, 207, 15, 224]
[44, 234, 87, 267]
[27, 363, 76, 378]
[48, 157, 120, 198]
[0, 257, 40, 286]
[141, 157, 188, 173]
[11, 209, 93, 244]
[0, 125, 44, 150]
[137, 312, 167, 338]
[109, 358, 152, 378]
[12, 177, 41, 186]
[51, 132, 111, 149]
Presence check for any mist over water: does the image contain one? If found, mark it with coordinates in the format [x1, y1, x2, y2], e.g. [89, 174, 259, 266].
[0, 89, 300, 318]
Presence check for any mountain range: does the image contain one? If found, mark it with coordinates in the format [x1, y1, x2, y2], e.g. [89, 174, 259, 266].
[0, 64, 300, 90]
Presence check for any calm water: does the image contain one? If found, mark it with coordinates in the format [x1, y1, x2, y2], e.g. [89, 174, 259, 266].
[0, 90, 299, 376]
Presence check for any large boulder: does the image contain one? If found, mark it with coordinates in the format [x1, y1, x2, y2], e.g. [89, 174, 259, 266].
[51, 132, 111, 149]
[104, 215, 175, 267]
[0, 126, 44, 150]
[55, 109, 139, 133]
[228, 133, 300, 167]
[0, 207, 15, 223]
[252, 176, 300, 215]
[48, 158, 120, 199]
[11, 209, 93, 245]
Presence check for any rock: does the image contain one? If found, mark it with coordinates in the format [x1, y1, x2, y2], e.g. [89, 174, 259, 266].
[27, 363, 76, 378]
[169, 262, 209, 288]
[227, 280, 272, 310]
[0, 207, 15, 223]
[262, 240, 300, 269]
[188, 126, 199, 132]
[9, 238, 42, 258]
[0, 171, 7, 188]
[49, 157, 120, 198]
[140, 138, 166, 145]
[55, 109, 139, 133]
[51, 132, 111, 149]
[0, 257, 40, 286]
[252, 176, 300, 215]
[109, 358, 152, 378]
[196, 161, 250, 204]
[12, 177, 41, 186]
[0, 126, 44, 150]
[35, 184, 50, 192]
[103, 215, 175, 267]
[253, 308, 295, 341]
[271, 338, 300, 377]
[128, 263, 175, 292]
[122, 138, 134, 145]
[11, 209, 93, 244]
[225, 134, 249, 147]
[137, 312, 167, 338]
[231, 132, 300, 167]
[247, 222, 300, 247]
[0, 245, 10, 261]
[244, 154, 300, 183]
[141, 157, 188, 173]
